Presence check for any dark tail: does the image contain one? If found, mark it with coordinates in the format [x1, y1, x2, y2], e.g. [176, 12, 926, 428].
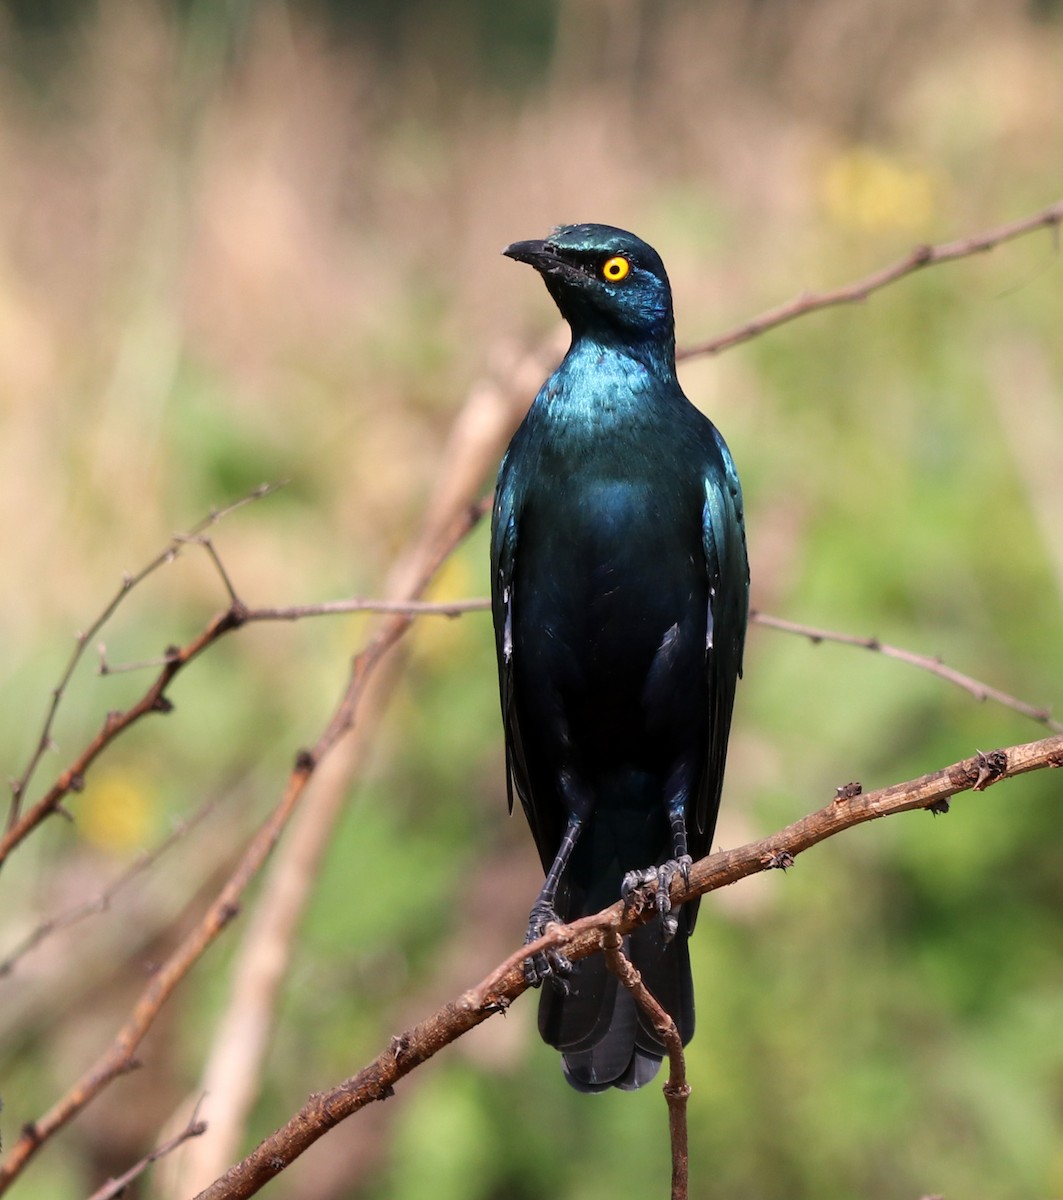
[537, 916, 694, 1092]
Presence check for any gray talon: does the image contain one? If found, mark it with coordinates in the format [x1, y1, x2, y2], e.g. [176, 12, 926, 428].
[621, 865, 659, 906]
[523, 903, 572, 988]
[622, 857, 692, 942]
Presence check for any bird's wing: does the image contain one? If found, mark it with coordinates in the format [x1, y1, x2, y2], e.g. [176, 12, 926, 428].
[490, 493, 521, 818]
[490, 483, 545, 836]
[693, 437, 750, 855]
[491, 439, 569, 873]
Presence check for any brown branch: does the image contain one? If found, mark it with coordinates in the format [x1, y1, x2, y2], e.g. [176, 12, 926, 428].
[242, 596, 493, 622]
[601, 930, 689, 1200]
[677, 197, 1063, 359]
[194, 731, 1063, 1200]
[98, 599, 493, 672]
[175, 533, 243, 607]
[0, 607, 244, 870]
[0, 329, 535, 1190]
[4, 534, 494, 870]
[84, 1104, 208, 1200]
[749, 611, 1062, 733]
[165, 350, 528, 1195]
[7, 483, 283, 830]
[0, 500, 486, 1195]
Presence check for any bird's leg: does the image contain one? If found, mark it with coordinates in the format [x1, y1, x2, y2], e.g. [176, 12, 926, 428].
[524, 810, 585, 988]
[653, 805, 693, 941]
[621, 767, 693, 942]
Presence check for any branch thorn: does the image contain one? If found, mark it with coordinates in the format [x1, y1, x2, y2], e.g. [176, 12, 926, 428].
[972, 749, 1008, 791]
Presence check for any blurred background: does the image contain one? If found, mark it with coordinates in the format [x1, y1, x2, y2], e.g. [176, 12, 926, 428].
[1, 1, 1062, 1196]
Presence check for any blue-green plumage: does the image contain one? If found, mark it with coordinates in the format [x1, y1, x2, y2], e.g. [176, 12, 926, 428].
[492, 224, 748, 1091]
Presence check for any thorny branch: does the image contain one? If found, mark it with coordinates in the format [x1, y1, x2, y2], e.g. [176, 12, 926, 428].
[0, 499, 487, 1194]
[0, 605, 240, 870]
[5, 482, 284, 833]
[1, 489, 480, 868]
[194, 732, 1063, 1200]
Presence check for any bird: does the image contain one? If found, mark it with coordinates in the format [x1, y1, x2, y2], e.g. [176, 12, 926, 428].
[490, 223, 749, 1091]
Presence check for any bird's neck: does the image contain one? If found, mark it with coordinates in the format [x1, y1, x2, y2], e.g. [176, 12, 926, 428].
[533, 335, 682, 440]
[563, 326, 678, 385]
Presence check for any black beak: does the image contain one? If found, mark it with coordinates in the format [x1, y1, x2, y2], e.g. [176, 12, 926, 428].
[502, 239, 558, 271]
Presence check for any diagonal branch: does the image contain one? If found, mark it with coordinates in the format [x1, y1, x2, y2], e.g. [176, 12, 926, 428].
[677, 196, 1063, 360]
[0, 499, 487, 1195]
[194, 731, 1063, 1200]
[0, 606, 244, 869]
[749, 611, 1062, 732]
[164, 343, 531, 1196]
[7, 483, 283, 830]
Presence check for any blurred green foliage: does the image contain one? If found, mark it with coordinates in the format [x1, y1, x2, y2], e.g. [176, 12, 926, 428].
[0, 1, 1061, 1197]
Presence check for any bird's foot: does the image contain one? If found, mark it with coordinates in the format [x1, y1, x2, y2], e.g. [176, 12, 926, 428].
[621, 855, 692, 942]
[523, 901, 573, 990]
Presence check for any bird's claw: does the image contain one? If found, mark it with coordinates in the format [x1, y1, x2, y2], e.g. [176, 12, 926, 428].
[523, 902, 573, 990]
[621, 865, 659, 908]
[621, 856, 692, 942]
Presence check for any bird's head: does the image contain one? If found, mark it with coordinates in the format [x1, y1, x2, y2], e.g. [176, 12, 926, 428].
[503, 224, 674, 347]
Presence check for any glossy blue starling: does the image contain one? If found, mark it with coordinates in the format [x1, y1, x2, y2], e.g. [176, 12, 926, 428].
[491, 223, 749, 1091]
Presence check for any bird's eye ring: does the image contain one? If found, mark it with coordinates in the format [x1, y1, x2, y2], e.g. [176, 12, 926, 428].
[601, 256, 630, 282]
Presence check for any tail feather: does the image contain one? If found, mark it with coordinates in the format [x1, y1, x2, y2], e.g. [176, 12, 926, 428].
[538, 918, 694, 1091]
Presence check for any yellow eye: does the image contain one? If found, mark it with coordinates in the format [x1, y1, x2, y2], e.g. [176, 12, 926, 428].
[601, 256, 630, 282]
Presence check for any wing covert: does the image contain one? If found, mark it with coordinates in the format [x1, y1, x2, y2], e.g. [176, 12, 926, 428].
[692, 438, 750, 852]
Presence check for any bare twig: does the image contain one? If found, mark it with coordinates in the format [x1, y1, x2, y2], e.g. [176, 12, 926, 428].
[677, 197, 1063, 359]
[750, 611, 1062, 732]
[167, 350, 529, 1196]
[601, 930, 689, 1200]
[194, 731, 1063, 1200]
[84, 1102, 208, 1200]
[0, 500, 487, 1195]
[0, 608, 241, 869]
[97, 599, 492, 672]
[0, 334, 537, 1188]
[242, 596, 492, 622]
[174, 533, 243, 608]
[6, 482, 284, 830]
